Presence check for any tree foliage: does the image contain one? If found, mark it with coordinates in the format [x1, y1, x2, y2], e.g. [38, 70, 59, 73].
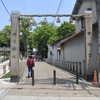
[33, 23, 57, 57]
[57, 21, 76, 38]
[0, 19, 76, 58]
[0, 25, 10, 47]
[20, 18, 36, 56]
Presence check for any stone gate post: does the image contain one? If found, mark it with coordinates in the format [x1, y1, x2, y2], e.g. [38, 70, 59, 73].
[10, 11, 20, 82]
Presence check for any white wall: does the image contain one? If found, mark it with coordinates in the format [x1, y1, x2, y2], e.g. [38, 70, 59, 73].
[51, 43, 60, 60]
[79, 0, 97, 22]
[61, 33, 85, 62]
[76, 0, 97, 33]
[47, 44, 53, 59]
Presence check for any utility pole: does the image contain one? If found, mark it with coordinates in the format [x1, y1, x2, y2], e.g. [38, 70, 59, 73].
[97, 0, 100, 83]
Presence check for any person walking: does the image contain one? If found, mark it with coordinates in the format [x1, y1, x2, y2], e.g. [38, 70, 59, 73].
[26, 55, 35, 78]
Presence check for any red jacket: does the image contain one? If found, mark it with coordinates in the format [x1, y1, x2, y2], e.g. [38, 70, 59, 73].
[26, 58, 35, 67]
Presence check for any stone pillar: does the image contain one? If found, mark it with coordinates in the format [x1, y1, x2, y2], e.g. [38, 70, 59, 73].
[77, 62, 80, 74]
[74, 62, 76, 72]
[81, 61, 84, 75]
[10, 11, 20, 82]
[71, 62, 73, 71]
[84, 14, 93, 80]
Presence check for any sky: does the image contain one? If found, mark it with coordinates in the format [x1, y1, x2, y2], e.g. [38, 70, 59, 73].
[0, 0, 76, 31]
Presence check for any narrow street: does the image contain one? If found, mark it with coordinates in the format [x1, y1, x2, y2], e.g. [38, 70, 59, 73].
[1, 61, 100, 100]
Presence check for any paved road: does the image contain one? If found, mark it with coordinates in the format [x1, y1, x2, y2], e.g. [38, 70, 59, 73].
[0, 61, 100, 100]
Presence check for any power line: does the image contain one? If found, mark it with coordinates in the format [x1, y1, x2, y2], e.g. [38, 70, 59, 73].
[58, 0, 64, 13]
[23, 0, 25, 14]
[53, 0, 63, 23]
[1, 0, 10, 17]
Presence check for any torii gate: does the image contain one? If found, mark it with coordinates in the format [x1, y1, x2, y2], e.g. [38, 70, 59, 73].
[10, 11, 93, 83]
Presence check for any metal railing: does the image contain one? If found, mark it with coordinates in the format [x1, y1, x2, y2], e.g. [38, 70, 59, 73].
[44, 59, 85, 77]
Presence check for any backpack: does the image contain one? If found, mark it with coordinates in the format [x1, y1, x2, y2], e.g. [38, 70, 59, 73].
[28, 59, 34, 66]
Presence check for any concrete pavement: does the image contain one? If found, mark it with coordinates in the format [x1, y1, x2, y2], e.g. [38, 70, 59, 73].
[0, 78, 16, 100]
[0, 61, 100, 100]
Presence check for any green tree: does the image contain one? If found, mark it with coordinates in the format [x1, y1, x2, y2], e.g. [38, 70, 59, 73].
[57, 21, 76, 38]
[0, 25, 10, 47]
[20, 18, 36, 56]
[33, 23, 57, 57]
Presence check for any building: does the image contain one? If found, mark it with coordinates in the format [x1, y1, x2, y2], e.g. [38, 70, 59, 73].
[47, 0, 99, 80]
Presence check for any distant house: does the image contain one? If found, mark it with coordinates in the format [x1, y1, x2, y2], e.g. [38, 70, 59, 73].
[47, 0, 99, 81]
[47, 34, 72, 63]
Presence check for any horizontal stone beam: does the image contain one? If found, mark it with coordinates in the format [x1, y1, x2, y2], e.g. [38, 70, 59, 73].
[20, 14, 91, 18]
[0, 47, 10, 51]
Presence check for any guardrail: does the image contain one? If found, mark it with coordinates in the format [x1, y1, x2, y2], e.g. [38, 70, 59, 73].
[0, 59, 27, 81]
[44, 59, 85, 78]
[0, 60, 10, 78]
